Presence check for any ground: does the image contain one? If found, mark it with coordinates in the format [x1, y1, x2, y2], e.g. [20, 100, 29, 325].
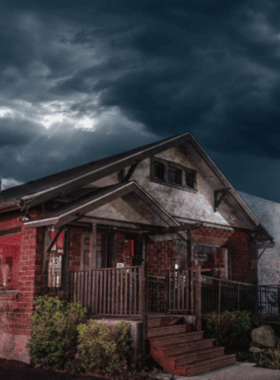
[0, 359, 161, 380]
[0, 359, 107, 380]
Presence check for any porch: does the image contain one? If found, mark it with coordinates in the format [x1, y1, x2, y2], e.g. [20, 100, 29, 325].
[67, 263, 200, 327]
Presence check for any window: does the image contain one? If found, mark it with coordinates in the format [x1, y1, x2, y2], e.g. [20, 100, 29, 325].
[193, 244, 229, 279]
[154, 161, 165, 181]
[48, 228, 65, 289]
[0, 232, 21, 290]
[150, 157, 197, 190]
[168, 166, 182, 185]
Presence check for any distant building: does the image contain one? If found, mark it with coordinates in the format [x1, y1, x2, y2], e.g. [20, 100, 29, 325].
[239, 192, 279, 285]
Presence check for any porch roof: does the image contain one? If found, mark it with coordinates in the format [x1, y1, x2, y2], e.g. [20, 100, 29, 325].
[23, 181, 198, 240]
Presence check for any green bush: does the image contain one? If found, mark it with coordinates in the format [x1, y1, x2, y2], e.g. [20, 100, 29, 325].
[77, 319, 132, 374]
[27, 295, 86, 370]
[204, 310, 252, 347]
[254, 348, 280, 369]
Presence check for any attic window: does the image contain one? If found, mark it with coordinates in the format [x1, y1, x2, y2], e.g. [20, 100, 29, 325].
[154, 161, 165, 180]
[151, 158, 197, 191]
[168, 166, 182, 185]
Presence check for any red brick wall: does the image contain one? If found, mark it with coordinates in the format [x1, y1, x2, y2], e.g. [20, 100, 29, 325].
[69, 227, 82, 272]
[0, 212, 22, 232]
[145, 240, 177, 277]
[193, 226, 253, 283]
[0, 218, 45, 364]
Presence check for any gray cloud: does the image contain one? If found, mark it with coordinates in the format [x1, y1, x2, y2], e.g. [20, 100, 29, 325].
[1, 0, 280, 201]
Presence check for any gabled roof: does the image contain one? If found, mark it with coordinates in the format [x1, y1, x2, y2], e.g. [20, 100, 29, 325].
[0, 132, 189, 212]
[0, 131, 273, 242]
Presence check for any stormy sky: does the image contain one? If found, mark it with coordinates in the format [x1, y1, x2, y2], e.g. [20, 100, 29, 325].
[1, 0, 280, 202]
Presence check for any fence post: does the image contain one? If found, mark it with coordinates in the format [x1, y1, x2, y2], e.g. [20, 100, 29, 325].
[218, 278, 221, 314]
[237, 283, 240, 310]
[195, 264, 201, 331]
[141, 262, 148, 363]
[165, 271, 169, 314]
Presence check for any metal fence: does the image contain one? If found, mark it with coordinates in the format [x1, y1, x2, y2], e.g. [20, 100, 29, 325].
[201, 276, 256, 314]
[257, 285, 280, 316]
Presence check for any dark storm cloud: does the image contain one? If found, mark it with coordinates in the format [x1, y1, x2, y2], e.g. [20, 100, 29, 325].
[1, 0, 280, 201]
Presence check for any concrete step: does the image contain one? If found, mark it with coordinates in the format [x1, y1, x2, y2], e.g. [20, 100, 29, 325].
[148, 323, 189, 338]
[150, 330, 201, 346]
[174, 346, 225, 367]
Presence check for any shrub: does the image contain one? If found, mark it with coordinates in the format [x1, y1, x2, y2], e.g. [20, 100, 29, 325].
[27, 295, 86, 370]
[77, 319, 132, 374]
[204, 310, 252, 347]
[254, 348, 280, 369]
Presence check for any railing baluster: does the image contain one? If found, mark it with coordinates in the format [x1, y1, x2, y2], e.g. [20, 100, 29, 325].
[120, 269, 124, 314]
[129, 269, 133, 315]
[124, 269, 128, 314]
[133, 268, 137, 314]
[112, 269, 115, 314]
[107, 269, 111, 314]
[103, 269, 107, 314]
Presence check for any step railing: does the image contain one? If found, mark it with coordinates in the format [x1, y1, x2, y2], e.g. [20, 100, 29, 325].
[167, 265, 201, 329]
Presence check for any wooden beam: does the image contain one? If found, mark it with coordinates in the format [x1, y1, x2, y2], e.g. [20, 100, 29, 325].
[46, 226, 65, 253]
[42, 227, 50, 276]
[214, 189, 230, 212]
[146, 223, 202, 236]
[123, 161, 140, 182]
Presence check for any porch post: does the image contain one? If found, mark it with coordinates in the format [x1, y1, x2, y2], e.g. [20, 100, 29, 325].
[141, 262, 148, 363]
[90, 223, 97, 269]
[187, 230, 193, 268]
[195, 263, 201, 331]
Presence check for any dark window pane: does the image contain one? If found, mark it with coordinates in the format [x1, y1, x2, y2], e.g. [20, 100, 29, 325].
[154, 161, 165, 180]
[168, 167, 182, 184]
[186, 172, 194, 188]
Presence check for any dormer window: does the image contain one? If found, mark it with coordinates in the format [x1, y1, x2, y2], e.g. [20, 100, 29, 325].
[151, 157, 197, 191]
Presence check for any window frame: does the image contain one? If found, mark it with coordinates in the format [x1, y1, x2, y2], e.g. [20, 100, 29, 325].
[45, 227, 69, 293]
[150, 157, 197, 192]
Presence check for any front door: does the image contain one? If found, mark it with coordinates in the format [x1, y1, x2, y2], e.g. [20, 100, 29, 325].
[124, 234, 143, 266]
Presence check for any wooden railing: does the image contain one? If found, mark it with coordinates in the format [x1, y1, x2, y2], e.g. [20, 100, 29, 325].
[147, 275, 166, 313]
[167, 266, 201, 330]
[167, 269, 196, 314]
[69, 265, 143, 316]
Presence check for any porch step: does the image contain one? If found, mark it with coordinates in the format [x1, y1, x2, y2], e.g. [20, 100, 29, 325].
[148, 316, 183, 328]
[148, 324, 190, 338]
[173, 346, 225, 366]
[150, 330, 202, 347]
[182, 354, 236, 377]
[148, 322, 236, 377]
[152, 338, 214, 356]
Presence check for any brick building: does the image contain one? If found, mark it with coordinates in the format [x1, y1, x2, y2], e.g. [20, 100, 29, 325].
[0, 132, 272, 363]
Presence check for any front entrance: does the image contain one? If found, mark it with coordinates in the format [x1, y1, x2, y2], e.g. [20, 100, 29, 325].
[124, 234, 143, 266]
